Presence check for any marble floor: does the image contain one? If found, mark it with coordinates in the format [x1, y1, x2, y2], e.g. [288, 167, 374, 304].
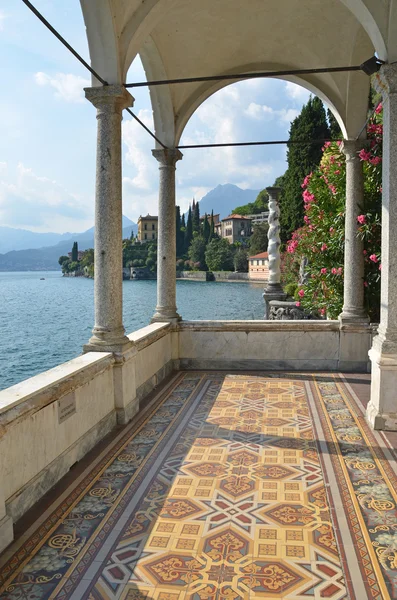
[1, 372, 397, 599]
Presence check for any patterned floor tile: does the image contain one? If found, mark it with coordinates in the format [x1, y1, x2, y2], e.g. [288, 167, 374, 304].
[2, 372, 397, 599]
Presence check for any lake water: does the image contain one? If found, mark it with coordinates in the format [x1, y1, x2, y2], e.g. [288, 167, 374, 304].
[0, 271, 265, 390]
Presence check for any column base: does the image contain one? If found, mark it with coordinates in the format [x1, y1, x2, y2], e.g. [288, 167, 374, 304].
[338, 311, 369, 325]
[0, 514, 14, 553]
[263, 288, 287, 319]
[151, 308, 181, 324]
[367, 347, 397, 430]
[83, 329, 132, 354]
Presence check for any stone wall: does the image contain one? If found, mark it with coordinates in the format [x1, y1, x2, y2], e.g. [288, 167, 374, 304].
[178, 320, 373, 372]
[0, 322, 173, 552]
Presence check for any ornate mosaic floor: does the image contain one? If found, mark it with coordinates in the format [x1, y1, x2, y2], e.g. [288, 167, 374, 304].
[2, 372, 397, 599]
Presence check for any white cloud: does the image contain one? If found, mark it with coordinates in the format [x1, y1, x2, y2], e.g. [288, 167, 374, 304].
[0, 11, 6, 31]
[0, 162, 93, 232]
[285, 81, 311, 102]
[244, 103, 299, 123]
[34, 72, 90, 103]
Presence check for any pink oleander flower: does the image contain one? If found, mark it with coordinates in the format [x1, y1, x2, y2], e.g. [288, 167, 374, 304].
[324, 141, 331, 148]
[375, 103, 383, 114]
[319, 308, 326, 316]
[370, 156, 382, 166]
[321, 244, 328, 252]
[301, 173, 313, 189]
[363, 250, 367, 255]
[303, 189, 315, 203]
[298, 289, 305, 298]
[329, 185, 337, 194]
[303, 215, 310, 224]
[337, 267, 343, 275]
[295, 302, 301, 307]
[359, 149, 372, 162]
[321, 268, 327, 274]
[357, 215, 366, 225]
[364, 281, 368, 288]
[331, 267, 338, 275]
[329, 227, 335, 233]
[379, 264, 382, 271]
[369, 254, 378, 263]
[335, 170, 340, 175]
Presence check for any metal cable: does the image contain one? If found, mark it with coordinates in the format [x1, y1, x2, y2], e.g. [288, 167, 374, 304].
[125, 108, 168, 149]
[21, 0, 108, 86]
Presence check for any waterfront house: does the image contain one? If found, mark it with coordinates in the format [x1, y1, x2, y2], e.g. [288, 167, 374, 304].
[248, 251, 269, 280]
[221, 214, 252, 243]
[137, 214, 158, 242]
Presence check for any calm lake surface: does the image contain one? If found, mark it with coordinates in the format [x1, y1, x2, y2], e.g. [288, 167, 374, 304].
[0, 271, 265, 390]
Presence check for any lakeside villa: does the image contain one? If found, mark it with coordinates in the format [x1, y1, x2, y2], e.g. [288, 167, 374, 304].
[2, 2, 397, 599]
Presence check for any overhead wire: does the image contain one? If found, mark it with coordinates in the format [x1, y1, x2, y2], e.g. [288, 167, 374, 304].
[21, 0, 383, 151]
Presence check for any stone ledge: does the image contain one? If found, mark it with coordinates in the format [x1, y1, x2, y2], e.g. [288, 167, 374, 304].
[0, 515, 13, 554]
[178, 320, 341, 332]
[179, 358, 340, 371]
[0, 352, 114, 426]
[128, 322, 171, 351]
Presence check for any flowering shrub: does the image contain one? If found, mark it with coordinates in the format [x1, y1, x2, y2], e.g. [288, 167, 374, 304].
[283, 107, 383, 320]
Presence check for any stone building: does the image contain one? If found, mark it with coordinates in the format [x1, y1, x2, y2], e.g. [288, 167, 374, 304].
[221, 214, 252, 243]
[248, 251, 269, 280]
[3, 2, 397, 597]
[137, 214, 158, 242]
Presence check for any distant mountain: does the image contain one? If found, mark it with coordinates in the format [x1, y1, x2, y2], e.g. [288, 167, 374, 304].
[0, 227, 75, 254]
[195, 184, 262, 219]
[0, 216, 137, 271]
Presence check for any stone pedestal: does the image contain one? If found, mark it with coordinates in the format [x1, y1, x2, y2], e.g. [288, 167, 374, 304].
[84, 85, 134, 353]
[339, 140, 369, 324]
[367, 64, 397, 429]
[152, 149, 183, 323]
[263, 187, 286, 317]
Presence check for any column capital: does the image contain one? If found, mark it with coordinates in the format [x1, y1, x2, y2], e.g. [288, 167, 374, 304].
[266, 186, 281, 200]
[340, 139, 363, 160]
[152, 148, 183, 167]
[84, 85, 134, 111]
[373, 63, 397, 98]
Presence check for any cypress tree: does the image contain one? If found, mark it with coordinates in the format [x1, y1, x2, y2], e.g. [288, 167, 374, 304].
[203, 213, 210, 243]
[181, 213, 186, 229]
[327, 109, 342, 140]
[209, 210, 215, 241]
[185, 206, 193, 252]
[176, 205, 184, 257]
[71, 241, 78, 262]
[279, 96, 330, 242]
[193, 200, 200, 234]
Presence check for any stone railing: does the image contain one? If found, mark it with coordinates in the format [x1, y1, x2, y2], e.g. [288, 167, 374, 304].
[0, 318, 374, 552]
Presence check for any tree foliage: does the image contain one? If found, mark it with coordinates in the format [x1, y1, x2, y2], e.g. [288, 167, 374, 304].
[188, 235, 207, 269]
[205, 238, 234, 271]
[232, 189, 269, 215]
[249, 223, 268, 256]
[279, 96, 330, 242]
[283, 104, 383, 320]
[71, 241, 78, 262]
[234, 248, 248, 272]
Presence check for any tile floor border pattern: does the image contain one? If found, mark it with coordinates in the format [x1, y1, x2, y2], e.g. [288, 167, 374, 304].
[0, 372, 207, 599]
[311, 375, 397, 599]
[2, 373, 397, 599]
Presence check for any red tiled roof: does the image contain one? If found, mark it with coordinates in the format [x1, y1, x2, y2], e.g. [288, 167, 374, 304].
[221, 214, 251, 221]
[249, 252, 269, 259]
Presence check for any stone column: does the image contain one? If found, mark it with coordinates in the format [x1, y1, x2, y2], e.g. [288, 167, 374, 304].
[263, 187, 286, 318]
[339, 140, 368, 323]
[84, 85, 134, 352]
[152, 148, 183, 323]
[367, 64, 397, 429]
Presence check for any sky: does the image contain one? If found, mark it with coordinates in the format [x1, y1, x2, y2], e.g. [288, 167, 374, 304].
[0, 1, 311, 234]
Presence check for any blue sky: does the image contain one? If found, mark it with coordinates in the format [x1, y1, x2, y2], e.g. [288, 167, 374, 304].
[0, 1, 310, 233]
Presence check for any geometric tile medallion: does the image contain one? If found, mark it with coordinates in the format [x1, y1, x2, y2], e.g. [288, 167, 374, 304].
[2, 372, 397, 599]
